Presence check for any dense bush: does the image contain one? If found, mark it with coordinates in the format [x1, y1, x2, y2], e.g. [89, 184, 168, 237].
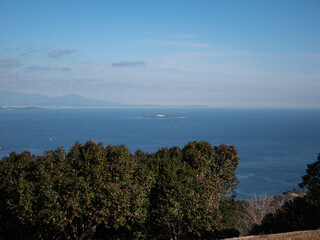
[300, 153, 320, 208]
[0, 141, 240, 240]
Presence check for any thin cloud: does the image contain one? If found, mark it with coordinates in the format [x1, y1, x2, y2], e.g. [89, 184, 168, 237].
[0, 58, 21, 68]
[26, 66, 71, 72]
[111, 61, 146, 67]
[0, 73, 159, 93]
[48, 49, 76, 58]
[21, 47, 50, 56]
[173, 34, 197, 39]
[258, 52, 320, 58]
[158, 40, 211, 48]
[164, 50, 253, 59]
[21, 50, 37, 56]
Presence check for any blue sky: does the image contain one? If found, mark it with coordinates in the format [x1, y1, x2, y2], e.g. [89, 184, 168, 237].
[0, 0, 319, 108]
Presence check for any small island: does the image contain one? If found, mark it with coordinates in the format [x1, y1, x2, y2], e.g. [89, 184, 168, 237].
[136, 114, 184, 119]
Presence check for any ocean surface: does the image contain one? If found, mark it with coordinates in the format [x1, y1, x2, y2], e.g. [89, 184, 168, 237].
[0, 108, 319, 199]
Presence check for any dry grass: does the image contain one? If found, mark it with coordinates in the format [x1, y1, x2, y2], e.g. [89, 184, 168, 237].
[226, 229, 320, 240]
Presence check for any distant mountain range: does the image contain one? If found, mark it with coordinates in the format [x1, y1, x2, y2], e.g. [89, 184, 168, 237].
[0, 90, 208, 108]
[0, 90, 125, 107]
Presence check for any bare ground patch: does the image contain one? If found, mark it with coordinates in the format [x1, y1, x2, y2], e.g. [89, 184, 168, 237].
[226, 229, 320, 240]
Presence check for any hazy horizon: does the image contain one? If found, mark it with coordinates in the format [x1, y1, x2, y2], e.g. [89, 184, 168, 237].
[1, 0, 319, 108]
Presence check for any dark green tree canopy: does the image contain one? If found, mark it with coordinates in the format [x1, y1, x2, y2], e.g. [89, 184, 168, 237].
[0, 141, 240, 240]
[300, 153, 320, 204]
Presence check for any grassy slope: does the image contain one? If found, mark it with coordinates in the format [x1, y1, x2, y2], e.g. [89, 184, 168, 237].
[227, 229, 320, 240]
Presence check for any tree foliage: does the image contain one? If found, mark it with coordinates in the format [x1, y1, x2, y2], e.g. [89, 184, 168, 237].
[300, 153, 320, 205]
[0, 141, 240, 239]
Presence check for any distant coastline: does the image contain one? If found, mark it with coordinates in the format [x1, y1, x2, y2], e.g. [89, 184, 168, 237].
[0, 90, 208, 109]
[0, 106, 45, 111]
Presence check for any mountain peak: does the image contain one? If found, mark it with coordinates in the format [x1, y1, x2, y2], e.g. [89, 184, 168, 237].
[0, 90, 124, 107]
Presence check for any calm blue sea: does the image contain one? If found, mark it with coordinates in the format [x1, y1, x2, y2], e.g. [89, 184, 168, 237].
[0, 108, 319, 199]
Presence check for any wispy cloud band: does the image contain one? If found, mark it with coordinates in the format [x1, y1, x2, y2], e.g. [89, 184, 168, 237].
[48, 50, 76, 58]
[26, 66, 71, 72]
[158, 40, 211, 48]
[0, 58, 21, 68]
[111, 61, 146, 67]
[172, 34, 197, 39]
